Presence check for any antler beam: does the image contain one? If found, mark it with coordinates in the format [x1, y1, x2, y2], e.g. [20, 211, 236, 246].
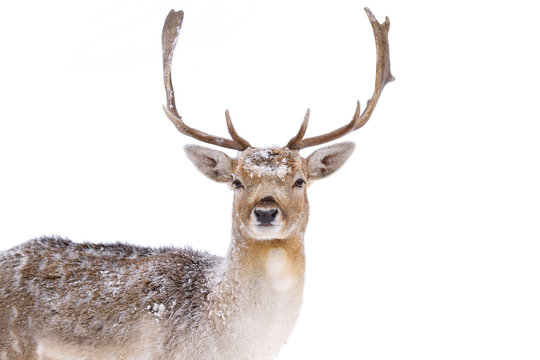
[162, 10, 251, 151]
[286, 7, 394, 150]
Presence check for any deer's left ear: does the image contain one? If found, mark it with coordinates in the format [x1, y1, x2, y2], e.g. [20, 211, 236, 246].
[184, 145, 236, 183]
[306, 142, 355, 181]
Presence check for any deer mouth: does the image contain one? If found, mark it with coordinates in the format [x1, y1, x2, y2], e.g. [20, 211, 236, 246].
[248, 212, 284, 239]
[245, 201, 288, 239]
[249, 223, 283, 240]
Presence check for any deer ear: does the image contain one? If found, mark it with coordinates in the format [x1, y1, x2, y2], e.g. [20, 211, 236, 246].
[184, 145, 235, 183]
[306, 142, 355, 181]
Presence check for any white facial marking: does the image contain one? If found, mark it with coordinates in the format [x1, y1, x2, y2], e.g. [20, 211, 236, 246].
[249, 223, 283, 240]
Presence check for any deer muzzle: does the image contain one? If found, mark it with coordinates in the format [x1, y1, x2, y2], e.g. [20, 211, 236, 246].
[252, 196, 283, 227]
[254, 209, 279, 225]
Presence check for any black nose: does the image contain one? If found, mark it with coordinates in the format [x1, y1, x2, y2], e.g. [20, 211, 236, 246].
[254, 209, 278, 224]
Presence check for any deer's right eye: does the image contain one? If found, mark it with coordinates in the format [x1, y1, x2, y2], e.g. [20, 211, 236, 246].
[232, 180, 244, 189]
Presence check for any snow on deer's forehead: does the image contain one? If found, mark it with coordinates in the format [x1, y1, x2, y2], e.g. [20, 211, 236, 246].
[238, 147, 299, 181]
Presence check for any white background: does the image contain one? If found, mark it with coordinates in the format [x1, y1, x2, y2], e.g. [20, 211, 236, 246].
[1, 0, 539, 359]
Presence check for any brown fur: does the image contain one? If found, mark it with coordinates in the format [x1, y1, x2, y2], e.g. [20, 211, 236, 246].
[0, 237, 219, 359]
[0, 143, 353, 359]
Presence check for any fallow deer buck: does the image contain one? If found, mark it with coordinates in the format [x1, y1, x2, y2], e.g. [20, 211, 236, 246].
[0, 7, 393, 360]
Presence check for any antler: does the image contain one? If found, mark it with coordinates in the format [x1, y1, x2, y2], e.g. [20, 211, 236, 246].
[286, 7, 394, 150]
[162, 10, 251, 151]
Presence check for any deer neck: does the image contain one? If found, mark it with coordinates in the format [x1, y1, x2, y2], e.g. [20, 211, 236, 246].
[225, 224, 306, 296]
[207, 223, 306, 358]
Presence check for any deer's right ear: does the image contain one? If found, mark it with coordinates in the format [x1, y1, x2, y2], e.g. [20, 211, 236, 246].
[184, 145, 236, 183]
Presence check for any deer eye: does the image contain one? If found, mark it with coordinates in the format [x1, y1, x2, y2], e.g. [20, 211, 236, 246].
[232, 180, 244, 189]
[293, 178, 305, 189]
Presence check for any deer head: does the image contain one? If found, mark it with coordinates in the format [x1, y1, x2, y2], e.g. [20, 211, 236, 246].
[162, 8, 393, 242]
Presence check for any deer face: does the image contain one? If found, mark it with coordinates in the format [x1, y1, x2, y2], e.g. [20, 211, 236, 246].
[234, 147, 307, 240]
[162, 9, 392, 240]
[185, 142, 355, 241]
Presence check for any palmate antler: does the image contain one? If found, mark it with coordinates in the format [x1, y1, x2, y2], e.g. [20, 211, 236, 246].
[162, 8, 393, 151]
[162, 10, 251, 151]
[286, 8, 394, 150]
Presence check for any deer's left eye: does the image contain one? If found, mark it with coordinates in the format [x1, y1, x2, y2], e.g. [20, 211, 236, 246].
[232, 180, 244, 189]
[293, 179, 305, 189]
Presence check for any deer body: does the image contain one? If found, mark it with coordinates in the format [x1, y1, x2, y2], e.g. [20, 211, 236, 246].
[0, 235, 304, 359]
[0, 147, 319, 360]
[0, 7, 393, 360]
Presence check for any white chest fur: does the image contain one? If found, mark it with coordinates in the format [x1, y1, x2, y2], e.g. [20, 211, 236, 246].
[265, 247, 296, 292]
[219, 246, 304, 360]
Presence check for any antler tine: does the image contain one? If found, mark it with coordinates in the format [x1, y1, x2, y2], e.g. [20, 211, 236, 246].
[286, 109, 310, 149]
[225, 110, 251, 149]
[162, 10, 251, 151]
[286, 7, 394, 150]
